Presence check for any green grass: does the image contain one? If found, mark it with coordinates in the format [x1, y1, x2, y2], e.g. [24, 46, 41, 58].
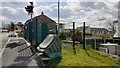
[57, 45, 119, 66]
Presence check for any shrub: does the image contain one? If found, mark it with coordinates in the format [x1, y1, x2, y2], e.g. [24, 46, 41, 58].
[59, 32, 66, 40]
[75, 29, 82, 41]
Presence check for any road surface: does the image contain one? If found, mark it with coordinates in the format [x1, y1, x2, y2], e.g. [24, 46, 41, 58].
[0, 33, 9, 50]
[1, 37, 44, 68]
[0, 33, 9, 68]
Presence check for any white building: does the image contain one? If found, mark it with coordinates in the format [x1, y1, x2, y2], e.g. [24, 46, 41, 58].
[77, 26, 109, 35]
[113, 24, 120, 39]
[59, 23, 65, 32]
[118, 24, 120, 38]
[100, 43, 120, 55]
[56, 21, 66, 33]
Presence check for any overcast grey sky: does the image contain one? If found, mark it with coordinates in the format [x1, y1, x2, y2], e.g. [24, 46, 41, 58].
[0, 0, 119, 28]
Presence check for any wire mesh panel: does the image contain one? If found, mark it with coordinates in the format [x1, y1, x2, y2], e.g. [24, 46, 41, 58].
[86, 39, 94, 47]
[24, 21, 49, 50]
[31, 21, 37, 47]
[28, 21, 32, 43]
[106, 39, 114, 43]
[24, 23, 30, 42]
[114, 39, 120, 45]
[36, 22, 48, 47]
[96, 39, 104, 50]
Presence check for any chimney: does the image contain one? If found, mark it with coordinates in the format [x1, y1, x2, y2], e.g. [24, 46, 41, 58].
[41, 12, 44, 15]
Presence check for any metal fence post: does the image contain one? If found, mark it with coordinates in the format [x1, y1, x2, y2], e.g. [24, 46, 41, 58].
[94, 39, 96, 50]
[83, 22, 85, 50]
[104, 39, 106, 43]
[73, 22, 76, 55]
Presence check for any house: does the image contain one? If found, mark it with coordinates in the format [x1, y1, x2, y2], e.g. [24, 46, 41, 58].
[91, 28, 108, 35]
[76, 26, 109, 35]
[76, 26, 91, 34]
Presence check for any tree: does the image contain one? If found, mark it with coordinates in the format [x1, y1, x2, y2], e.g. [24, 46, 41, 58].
[75, 29, 82, 42]
[59, 32, 66, 40]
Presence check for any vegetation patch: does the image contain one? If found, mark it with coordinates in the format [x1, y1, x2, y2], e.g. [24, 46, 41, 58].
[57, 45, 119, 66]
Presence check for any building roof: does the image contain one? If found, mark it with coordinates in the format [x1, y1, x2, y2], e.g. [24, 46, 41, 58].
[77, 26, 90, 30]
[25, 12, 56, 24]
[77, 26, 108, 31]
[91, 28, 108, 31]
[24, 12, 56, 30]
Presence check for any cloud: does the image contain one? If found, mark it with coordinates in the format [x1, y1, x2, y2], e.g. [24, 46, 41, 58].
[0, 6, 29, 24]
[2, 2, 28, 8]
[0, 1, 119, 29]
[34, 4, 72, 20]
[63, 1, 118, 29]
[0, 16, 7, 21]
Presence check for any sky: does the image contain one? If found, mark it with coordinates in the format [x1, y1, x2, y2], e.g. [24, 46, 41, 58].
[0, 0, 119, 29]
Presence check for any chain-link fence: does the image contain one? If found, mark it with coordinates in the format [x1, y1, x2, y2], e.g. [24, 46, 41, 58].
[80, 39, 120, 50]
[79, 39, 120, 56]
